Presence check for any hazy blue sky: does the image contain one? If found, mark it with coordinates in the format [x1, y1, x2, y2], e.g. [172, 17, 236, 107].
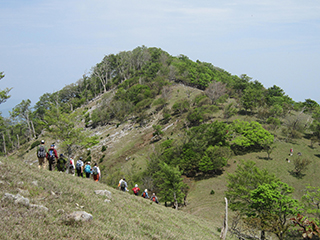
[1, 0, 319, 116]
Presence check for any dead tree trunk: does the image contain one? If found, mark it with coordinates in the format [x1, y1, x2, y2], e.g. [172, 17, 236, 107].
[30, 119, 36, 138]
[16, 134, 20, 149]
[2, 133, 6, 156]
[174, 192, 178, 210]
[220, 197, 228, 240]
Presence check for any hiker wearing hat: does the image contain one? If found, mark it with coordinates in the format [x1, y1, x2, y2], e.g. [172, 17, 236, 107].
[132, 184, 140, 196]
[76, 157, 84, 177]
[46, 144, 58, 171]
[84, 161, 92, 178]
[141, 189, 149, 198]
[150, 193, 159, 204]
[57, 153, 67, 172]
[119, 178, 128, 192]
[36, 140, 47, 170]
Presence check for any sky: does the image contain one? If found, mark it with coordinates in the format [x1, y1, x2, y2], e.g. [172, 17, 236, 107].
[1, 0, 319, 116]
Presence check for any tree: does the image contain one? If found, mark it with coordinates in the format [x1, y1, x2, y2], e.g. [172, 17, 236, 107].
[0, 72, 12, 105]
[262, 143, 275, 160]
[302, 186, 320, 224]
[226, 160, 277, 239]
[154, 162, 188, 209]
[204, 81, 227, 104]
[303, 99, 320, 114]
[248, 181, 301, 240]
[45, 108, 98, 156]
[10, 99, 35, 140]
[91, 54, 115, 93]
[231, 120, 274, 154]
[240, 86, 265, 113]
[226, 160, 277, 213]
[282, 109, 308, 141]
[310, 109, 320, 144]
[198, 146, 231, 174]
[292, 156, 311, 177]
[228, 74, 251, 98]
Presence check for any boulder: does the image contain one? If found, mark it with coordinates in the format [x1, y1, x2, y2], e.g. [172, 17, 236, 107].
[94, 190, 112, 200]
[14, 194, 30, 207]
[2, 193, 30, 207]
[30, 204, 48, 212]
[69, 211, 93, 222]
[2, 193, 16, 201]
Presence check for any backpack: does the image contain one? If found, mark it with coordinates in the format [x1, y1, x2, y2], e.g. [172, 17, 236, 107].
[133, 188, 138, 194]
[37, 146, 46, 158]
[48, 149, 55, 163]
[57, 157, 66, 170]
[69, 160, 74, 169]
[57, 157, 65, 166]
[76, 161, 82, 171]
[84, 165, 91, 174]
[142, 192, 146, 198]
[151, 196, 156, 202]
[92, 166, 98, 175]
[120, 181, 126, 190]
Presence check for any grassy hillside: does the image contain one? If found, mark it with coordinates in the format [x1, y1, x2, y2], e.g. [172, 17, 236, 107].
[3, 81, 320, 239]
[3, 46, 320, 239]
[0, 155, 223, 240]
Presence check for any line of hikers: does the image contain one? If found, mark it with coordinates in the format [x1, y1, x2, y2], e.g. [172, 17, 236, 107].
[118, 178, 159, 203]
[36, 140, 101, 182]
[37, 140, 159, 203]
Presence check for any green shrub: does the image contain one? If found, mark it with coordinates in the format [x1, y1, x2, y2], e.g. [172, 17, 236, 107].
[210, 190, 215, 195]
[99, 155, 105, 163]
[101, 146, 107, 152]
[30, 140, 41, 150]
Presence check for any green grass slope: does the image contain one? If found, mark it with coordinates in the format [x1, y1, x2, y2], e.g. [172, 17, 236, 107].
[0, 156, 223, 240]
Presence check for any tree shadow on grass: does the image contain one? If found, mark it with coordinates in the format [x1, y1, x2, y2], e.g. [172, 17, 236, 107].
[257, 156, 273, 161]
[288, 170, 306, 179]
[315, 154, 320, 159]
[194, 169, 224, 181]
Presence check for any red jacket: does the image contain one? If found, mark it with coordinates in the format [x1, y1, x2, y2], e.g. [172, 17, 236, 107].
[46, 148, 58, 159]
[132, 187, 140, 194]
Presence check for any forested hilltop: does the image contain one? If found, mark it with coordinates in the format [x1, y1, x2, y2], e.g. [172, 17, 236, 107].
[1, 46, 320, 239]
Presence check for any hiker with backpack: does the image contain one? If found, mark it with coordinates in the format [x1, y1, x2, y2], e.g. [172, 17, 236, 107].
[84, 162, 92, 178]
[119, 178, 128, 192]
[150, 193, 159, 204]
[46, 144, 58, 171]
[36, 140, 47, 170]
[92, 163, 101, 182]
[57, 154, 67, 172]
[67, 156, 75, 175]
[132, 184, 140, 196]
[141, 189, 149, 198]
[76, 157, 84, 177]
